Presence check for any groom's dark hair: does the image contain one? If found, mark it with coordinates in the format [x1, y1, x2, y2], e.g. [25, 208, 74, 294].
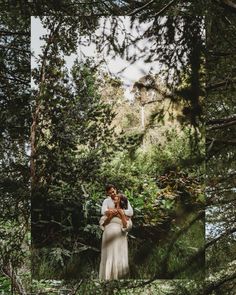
[105, 183, 117, 192]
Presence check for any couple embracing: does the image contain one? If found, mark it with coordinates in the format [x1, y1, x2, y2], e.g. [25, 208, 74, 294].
[99, 184, 133, 281]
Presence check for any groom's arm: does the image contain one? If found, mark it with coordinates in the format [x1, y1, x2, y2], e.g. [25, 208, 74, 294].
[124, 200, 133, 217]
[101, 198, 109, 215]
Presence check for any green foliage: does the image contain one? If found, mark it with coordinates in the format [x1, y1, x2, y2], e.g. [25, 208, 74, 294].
[0, 13, 30, 295]
[205, 3, 236, 295]
[33, 122, 204, 278]
[0, 275, 11, 293]
[32, 55, 116, 247]
[1, 2, 223, 293]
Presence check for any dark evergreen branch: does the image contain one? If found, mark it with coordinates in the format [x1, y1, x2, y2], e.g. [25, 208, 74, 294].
[161, 209, 204, 275]
[204, 266, 236, 295]
[206, 196, 236, 206]
[0, 30, 29, 36]
[208, 50, 236, 56]
[206, 227, 236, 248]
[0, 74, 29, 86]
[0, 44, 30, 53]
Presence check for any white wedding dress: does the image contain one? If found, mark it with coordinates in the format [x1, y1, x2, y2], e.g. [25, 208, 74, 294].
[99, 216, 132, 280]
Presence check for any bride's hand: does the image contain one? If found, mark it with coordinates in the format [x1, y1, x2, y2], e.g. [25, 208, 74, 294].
[107, 209, 118, 218]
[109, 209, 117, 215]
[117, 209, 124, 216]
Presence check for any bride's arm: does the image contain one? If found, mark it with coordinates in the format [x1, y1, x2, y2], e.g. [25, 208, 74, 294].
[103, 210, 117, 226]
[117, 209, 127, 228]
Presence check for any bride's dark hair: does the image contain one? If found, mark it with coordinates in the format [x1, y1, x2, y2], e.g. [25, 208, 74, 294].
[119, 194, 128, 209]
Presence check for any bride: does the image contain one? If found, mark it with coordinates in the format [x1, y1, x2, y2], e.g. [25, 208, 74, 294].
[99, 194, 132, 280]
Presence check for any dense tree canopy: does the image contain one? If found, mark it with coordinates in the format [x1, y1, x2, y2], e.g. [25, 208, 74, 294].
[0, 1, 235, 294]
[205, 1, 236, 294]
[0, 11, 30, 295]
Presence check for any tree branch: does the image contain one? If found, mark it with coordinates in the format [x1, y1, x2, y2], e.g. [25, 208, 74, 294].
[0, 30, 29, 36]
[204, 260, 236, 295]
[207, 120, 236, 130]
[206, 115, 236, 125]
[68, 280, 83, 295]
[206, 77, 236, 91]
[154, 0, 179, 17]
[207, 138, 236, 146]
[208, 50, 236, 56]
[206, 227, 236, 248]
[2, 263, 27, 295]
[30, 19, 63, 190]
[0, 74, 29, 86]
[128, 0, 155, 16]
[222, 0, 236, 11]
[160, 210, 204, 275]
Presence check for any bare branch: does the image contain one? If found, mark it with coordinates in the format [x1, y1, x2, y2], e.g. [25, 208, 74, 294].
[207, 138, 236, 146]
[206, 115, 236, 125]
[206, 77, 236, 91]
[207, 119, 236, 130]
[222, 0, 236, 11]
[68, 280, 83, 295]
[154, 0, 179, 17]
[128, 0, 155, 16]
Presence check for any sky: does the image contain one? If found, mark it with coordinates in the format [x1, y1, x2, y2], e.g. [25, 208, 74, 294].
[31, 16, 162, 100]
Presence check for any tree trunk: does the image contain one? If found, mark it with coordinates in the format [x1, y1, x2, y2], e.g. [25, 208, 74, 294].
[30, 20, 62, 191]
[141, 105, 145, 129]
[2, 263, 27, 295]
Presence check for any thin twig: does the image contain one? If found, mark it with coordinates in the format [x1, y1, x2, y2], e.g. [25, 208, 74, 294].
[154, 0, 179, 17]
[68, 279, 83, 295]
[128, 0, 155, 16]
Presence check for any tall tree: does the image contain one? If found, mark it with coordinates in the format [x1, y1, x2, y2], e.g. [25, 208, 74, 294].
[0, 12, 30, 294]
[31, 17, 116, 247]
[205, 1, 236, 294]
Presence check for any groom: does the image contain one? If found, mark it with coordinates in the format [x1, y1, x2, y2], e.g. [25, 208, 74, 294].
[101, 184, 133, 218]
